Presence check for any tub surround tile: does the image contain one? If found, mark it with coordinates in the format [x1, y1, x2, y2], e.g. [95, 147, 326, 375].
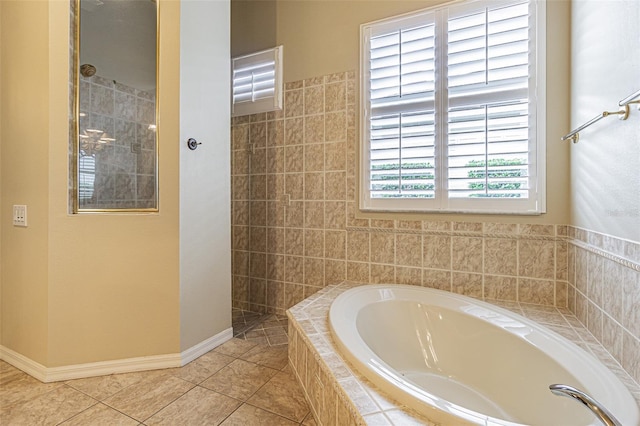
[325, 259, 346, 284]
[337, 377, 379, 415]
[395, 234, 423, 268]
[565, 227, 640, 391]
[452, 272, 482, 298]
[484, 238, 517, 276]
[370, 219, 394, 229]
[231, 72, 640, 399]
[587, 251, 604, 307]
[622, 268, 640, 338]
[347, 231, 370, 262]
[451, 236, 483, 273]
[518, 278, 555, 305]
[484, 275, 517, 301]
[623, 332, 640, 385]
[603, 314, 624, 364]
[484, 222, 518, 235]
[422, 235, 451, 270]
[304, 229, 324, 258]
[288, 282, 640, 425]
[305, 257, 325, 286]
[518, 240, 555, 280]
[602, 258, 624, 323]
[370, 264, 394, 284]
[384, 408, 433, 425]
[395, 266, 422, 286]
[422, 269, 451, 291]
[453, 221, 483, 233]
[347, 261, 370, 283]
[370, 233, 395, 265]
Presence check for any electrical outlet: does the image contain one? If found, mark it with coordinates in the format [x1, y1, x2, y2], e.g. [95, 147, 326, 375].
[13, 205, 27, 227]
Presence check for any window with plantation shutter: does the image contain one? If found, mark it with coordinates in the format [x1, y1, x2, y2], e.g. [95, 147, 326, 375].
[361, 0, 545, 214]
[232, 46, 283, 117]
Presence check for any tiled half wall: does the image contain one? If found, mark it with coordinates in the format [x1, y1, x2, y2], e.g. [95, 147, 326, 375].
[230, 70, 640, 384]
[567, 227, 640, 385]
[231, 70, 569, 315]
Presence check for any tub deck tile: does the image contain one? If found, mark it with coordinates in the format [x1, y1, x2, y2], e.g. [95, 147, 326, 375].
[287, 282, 640, 424]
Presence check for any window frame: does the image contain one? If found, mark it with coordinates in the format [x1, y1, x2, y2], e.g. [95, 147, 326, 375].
[359, 0, 546, 215]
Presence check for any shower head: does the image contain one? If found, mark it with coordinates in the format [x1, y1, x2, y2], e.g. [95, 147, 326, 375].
[80, 64, 97, 78]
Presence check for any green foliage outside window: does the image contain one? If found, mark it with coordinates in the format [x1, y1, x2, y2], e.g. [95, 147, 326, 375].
[371, 158, 526, 198]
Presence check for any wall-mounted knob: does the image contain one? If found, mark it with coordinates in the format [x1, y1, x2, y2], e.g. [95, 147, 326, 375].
[187, 138, 202, 150]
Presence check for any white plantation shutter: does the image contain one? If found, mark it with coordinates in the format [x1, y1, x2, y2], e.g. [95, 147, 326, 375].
[361, 0, 545, 214]
[232, 46, 283, 117]
[78, 154, 96, 201]
[446, 1, 533, 207]
[367, 13, 437, 201]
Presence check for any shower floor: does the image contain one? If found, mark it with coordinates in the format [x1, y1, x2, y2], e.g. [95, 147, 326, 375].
[232, 308, 288, 347]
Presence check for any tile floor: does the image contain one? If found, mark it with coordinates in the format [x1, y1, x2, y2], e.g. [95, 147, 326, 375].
[1, 314, 314, 426]
[232, 310, 289, 347]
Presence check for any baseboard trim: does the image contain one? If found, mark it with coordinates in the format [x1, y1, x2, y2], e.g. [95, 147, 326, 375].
[0, 346, 49, 382]
[180, 327, 233, 366]
[0, 327, 233, 382]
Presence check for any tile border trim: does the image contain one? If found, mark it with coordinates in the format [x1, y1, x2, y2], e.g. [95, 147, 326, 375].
[569, 238, 640, 273]
[347, 226, 564, 241]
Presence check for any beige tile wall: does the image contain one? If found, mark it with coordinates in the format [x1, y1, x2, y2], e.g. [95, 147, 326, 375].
[567, 226, 640, 385]
[231, 69, 639, 388]
[231, 70, 571, 316]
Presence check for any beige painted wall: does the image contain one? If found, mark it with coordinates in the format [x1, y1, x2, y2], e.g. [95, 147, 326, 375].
[1, 0, 183, 367]
[231, 0, 277, 58]
[570, 0, 640, 243]
[269, 0, 571, 225]
[1, 0, 51, 365]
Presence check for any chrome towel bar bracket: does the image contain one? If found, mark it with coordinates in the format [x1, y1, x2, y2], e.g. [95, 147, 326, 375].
[561, 105, 629, 143]
[561, 87, 639, 143]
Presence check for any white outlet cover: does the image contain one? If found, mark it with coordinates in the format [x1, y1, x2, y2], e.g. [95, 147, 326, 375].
[13, 205, 27, 227]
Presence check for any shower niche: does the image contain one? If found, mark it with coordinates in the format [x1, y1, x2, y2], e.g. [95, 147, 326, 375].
[72, 0, 158, 212]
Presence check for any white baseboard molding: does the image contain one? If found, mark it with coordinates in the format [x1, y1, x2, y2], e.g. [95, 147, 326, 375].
[0, 346, 49, 382]
[180, 327, 233, 366]
[0, 327, 233, 382]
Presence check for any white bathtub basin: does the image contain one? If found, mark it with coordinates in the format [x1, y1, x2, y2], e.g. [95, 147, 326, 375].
[329, 284, 639, 425]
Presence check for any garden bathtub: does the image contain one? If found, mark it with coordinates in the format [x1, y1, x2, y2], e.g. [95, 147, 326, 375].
[329, 284, 639, 425]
